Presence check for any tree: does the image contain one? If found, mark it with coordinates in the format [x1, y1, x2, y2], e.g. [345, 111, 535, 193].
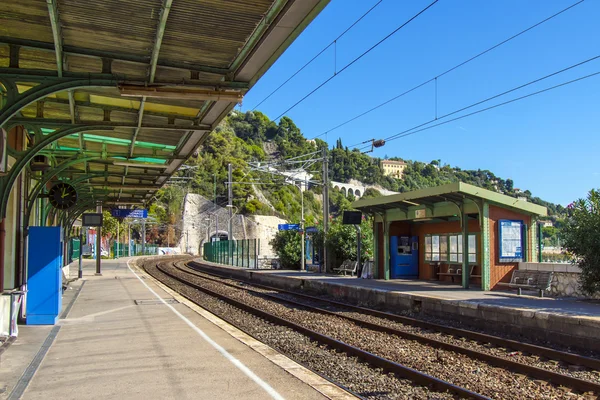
[561, 189, 600, 295]
[326, 215, 373, 266]
[542, 226, 557, 239]
[505, 179, 514, 192]
[270, 230, 302, 269]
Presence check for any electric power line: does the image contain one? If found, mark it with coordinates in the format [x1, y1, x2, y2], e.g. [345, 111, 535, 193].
[346, 54, 600, 146]
[250, 0, 385, 111]
[311, 0, 586, 144]
[271, 0, 440, 122]
[383, 69, 600, 144]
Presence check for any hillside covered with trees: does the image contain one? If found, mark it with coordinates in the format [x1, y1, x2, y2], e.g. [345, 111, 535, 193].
[186, 110, 564, 215]
[147, 109, 564, 248]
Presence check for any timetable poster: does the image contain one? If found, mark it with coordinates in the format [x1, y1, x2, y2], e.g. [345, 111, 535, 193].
[499, 220, 523, 260]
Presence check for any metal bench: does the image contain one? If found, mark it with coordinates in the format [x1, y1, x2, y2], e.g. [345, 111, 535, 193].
[497, 270, 554, 297]
[333, 260, 358, 276]
[437, 264, 476, 283]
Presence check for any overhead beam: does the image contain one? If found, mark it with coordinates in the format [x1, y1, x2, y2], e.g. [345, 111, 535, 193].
[119, 86, 244, 102]
[129, 98, 146, 157]
[0, 37, 230, 76]
[46, 0, 64, 78]
[8, 118, 209, 131]
[0, 68, 248, 89]
[131, 0, 173, 159]
[149, 0, 173, 84]
[40, 97, 197, 121]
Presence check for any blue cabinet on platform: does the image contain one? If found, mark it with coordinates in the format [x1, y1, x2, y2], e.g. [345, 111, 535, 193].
[389, 235, 419, 279]
[26, 226, 63, 325]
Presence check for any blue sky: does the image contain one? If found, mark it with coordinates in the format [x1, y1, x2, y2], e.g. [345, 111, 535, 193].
[241, 0, 600, 206]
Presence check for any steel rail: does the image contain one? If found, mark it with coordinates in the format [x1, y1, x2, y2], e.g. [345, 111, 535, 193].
[152, 262, 489, 400]
[181, 262, 600, 395]
[188, 261, 600, 371]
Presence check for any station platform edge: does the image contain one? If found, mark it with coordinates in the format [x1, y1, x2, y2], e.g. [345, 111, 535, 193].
[0, 258, 354, 400]
[192, 260, 600, 353]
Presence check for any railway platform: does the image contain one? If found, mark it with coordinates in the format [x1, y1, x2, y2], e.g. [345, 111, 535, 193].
[190, 260, 600, 353]
[0, 258, 351, 400]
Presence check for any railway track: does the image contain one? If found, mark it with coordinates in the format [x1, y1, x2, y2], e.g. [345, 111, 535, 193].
[187, 261, 600, 372]
[147, 260, 488, 399]
[176, 261, 600, 397]
[145, 260, 600, 399]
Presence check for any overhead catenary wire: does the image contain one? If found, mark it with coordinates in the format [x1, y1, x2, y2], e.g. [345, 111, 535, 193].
[250, 0, 385, 111]
[344, 54, 600, 151]
[271, 0, 440, 122]
[382, 69, 600, 144]
[311, 0, 585, 144]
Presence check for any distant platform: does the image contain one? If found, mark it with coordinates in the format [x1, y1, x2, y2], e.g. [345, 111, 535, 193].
[191, 260, 600, 353]
[0, 258, 351, 400]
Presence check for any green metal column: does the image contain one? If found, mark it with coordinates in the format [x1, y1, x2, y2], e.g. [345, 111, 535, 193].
[523, 223, 529, 262]
[537, 222, 543, 263]
[373, 219, 379, 279]
[383, 219, 390, 280]
[480, 201, 491, 291]
[461, 202, 469, 289]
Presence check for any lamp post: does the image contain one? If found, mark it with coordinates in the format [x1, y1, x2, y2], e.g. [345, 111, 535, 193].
[293, 178, 306, 272]
[226, 205, 238, 265]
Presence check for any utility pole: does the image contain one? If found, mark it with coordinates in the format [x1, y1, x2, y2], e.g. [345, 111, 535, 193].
[141, 219, 146, 255]
[213, 173, 217, 242]
[322, 147, 329, 273]
[354, 225, 362, 278]
[128, 222, 131, 256]
[78, 228, 83, 278]
[300, 178, 305, 272]
[116, 219, 120, 259]
[95, 202, 102, 275]
[228, 163, 233, 264]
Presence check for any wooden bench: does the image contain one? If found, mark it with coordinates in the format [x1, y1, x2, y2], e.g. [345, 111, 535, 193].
[437, 264, 476, 283]
[334, 260, 358, 276]
[497, 270, 554, 297]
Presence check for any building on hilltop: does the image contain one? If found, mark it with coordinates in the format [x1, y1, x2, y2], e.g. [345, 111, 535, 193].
[381, 159, 407, 179]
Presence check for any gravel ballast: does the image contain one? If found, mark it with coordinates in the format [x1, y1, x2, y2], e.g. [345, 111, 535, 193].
[144, 261, 453, 399]
[151, 261, 597, 399]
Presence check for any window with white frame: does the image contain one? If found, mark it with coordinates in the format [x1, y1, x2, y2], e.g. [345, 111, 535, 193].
[426, 234, 477, 263]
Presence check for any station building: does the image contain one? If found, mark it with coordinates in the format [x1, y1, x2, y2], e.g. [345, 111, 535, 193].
[353, 182, 547, 290]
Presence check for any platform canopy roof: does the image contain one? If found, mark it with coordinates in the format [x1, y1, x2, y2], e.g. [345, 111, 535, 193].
[0, 0, 328, 217]
[353, 182, 548, 217]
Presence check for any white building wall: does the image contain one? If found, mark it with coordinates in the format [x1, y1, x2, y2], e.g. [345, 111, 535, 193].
[178, 194, 287, 257]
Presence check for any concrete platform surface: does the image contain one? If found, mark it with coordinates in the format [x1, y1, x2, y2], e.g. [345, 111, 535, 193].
[253, 269, 600, 318]
[0, 258, 346, 400]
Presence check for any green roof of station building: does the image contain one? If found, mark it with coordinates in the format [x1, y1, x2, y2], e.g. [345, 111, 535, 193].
[352, 182, 547, 217]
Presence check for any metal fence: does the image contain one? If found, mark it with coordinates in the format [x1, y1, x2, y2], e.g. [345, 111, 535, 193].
[203, 239, 259, 268]
[113, 243, 159, 257]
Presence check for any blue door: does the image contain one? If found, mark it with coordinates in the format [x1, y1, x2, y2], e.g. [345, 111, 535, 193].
[389, 235, 419, 278]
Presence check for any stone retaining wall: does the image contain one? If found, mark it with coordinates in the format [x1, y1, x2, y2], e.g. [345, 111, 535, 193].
[519, 262, 600, 299]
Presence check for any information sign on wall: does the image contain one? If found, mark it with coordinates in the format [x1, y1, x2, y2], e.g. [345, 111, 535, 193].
[498, 220, 523, 261]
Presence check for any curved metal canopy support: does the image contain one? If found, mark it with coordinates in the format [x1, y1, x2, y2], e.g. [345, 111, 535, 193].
[0, 75, 119, 128]
[24, 156, 100, 232]
[0, 125, 114, 217]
